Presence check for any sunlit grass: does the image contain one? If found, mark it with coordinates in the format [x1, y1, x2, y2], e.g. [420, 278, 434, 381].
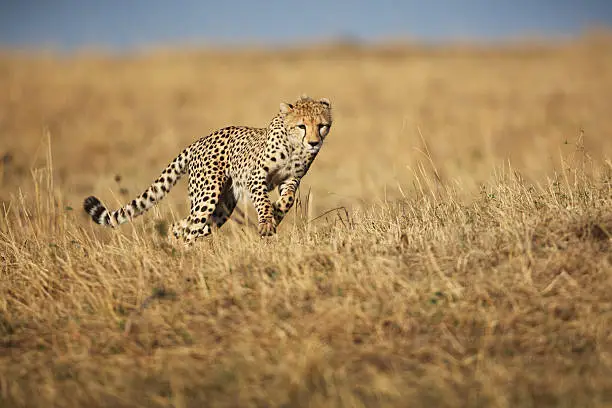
[1, 37, 612, 407]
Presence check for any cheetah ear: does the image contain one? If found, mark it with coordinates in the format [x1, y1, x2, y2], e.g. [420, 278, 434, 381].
[319, 97, 331, 107]
[300, 93, 311, 101]
[279, 102, 294, 114]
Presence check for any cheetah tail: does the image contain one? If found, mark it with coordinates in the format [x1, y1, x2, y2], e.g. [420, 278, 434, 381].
[83, 149, 190, 227]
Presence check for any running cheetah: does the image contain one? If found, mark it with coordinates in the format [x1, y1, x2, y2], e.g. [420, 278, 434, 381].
[83, 95, 333, 244]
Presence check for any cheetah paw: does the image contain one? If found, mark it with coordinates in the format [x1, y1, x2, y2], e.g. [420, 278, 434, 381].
[258, 219, 277, 237]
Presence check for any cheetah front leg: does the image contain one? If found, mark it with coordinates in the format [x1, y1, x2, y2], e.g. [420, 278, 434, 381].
[247, 169, 277, 237]
[273, 177, 300, 225]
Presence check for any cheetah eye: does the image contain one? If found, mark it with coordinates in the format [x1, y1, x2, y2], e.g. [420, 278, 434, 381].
[296, 124, 306, 136]
[318, 124, 330, 137]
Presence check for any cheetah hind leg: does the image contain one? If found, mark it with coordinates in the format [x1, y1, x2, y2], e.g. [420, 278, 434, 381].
[170, 218, 212, 248]
[170, 179, 234, 246]
[182, 215, 214, 245]
[209, 187, 237, 231]
[171, 195, 235, 245]
[169, 218, 191, 245]
[182, 177, 226, 244]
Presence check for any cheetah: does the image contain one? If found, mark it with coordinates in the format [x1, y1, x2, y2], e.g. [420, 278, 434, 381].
[83, 95, 333, 244]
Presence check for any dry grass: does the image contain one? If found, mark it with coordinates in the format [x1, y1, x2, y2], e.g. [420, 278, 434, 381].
[1, 35, 612, 407]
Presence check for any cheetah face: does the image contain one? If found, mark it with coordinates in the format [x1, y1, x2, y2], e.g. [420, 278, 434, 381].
[280, 95, 333, 153]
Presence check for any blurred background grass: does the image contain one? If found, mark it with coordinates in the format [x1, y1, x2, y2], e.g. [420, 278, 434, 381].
[1, 2, 612, 219]
[1, 37, 612, 220]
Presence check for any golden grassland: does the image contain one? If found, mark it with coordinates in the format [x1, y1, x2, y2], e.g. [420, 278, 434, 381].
[1, 35, 612, 407]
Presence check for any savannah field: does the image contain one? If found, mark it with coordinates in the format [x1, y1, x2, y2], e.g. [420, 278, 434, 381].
[1, 34, 612, 407]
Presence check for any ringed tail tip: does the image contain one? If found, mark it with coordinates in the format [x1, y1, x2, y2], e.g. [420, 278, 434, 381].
[83, 195, 106, 225]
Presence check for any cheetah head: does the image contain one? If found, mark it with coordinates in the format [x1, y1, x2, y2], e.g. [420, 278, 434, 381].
[279, 95, 332, 152]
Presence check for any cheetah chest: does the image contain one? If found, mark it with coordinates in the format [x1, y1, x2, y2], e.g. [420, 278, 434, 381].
[266, 149, 315, 190]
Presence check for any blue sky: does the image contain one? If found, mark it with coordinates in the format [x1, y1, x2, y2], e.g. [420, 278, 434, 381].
[1, 0, 612, 50]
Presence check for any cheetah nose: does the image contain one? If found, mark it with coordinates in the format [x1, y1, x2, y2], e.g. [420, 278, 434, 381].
[308, 141, 319, 147]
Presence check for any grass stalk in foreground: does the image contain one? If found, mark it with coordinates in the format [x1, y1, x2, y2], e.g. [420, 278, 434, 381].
[0, 154, 611, 407]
